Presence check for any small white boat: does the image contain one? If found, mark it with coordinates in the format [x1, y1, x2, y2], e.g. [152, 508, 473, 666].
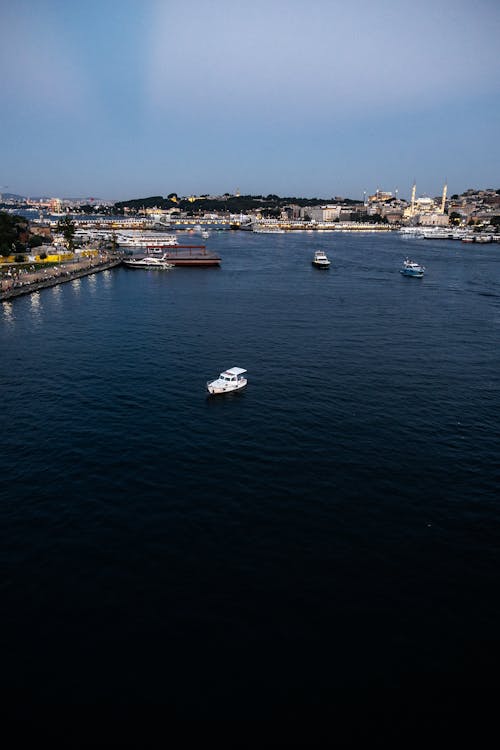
[400, 258, 424, 277]
[312, 250, 330, 268]
[122, 255, 174, 270]
[207, 367, 248, 395]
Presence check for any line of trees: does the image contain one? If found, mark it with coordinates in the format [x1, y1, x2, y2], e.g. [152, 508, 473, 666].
[113, 193, 364, 216]
[0, 211, 75, 258]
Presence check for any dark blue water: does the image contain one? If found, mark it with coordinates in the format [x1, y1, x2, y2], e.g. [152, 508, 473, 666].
[1, 232, 500, 717]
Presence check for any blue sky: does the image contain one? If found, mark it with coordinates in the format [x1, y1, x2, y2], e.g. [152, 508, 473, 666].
[1, 0, 499, 200]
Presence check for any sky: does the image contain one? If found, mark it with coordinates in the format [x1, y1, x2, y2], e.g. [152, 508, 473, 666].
[1, 0, 499, 201]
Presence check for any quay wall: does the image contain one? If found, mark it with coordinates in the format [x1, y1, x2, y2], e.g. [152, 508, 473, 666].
[0, 257, 122, 302]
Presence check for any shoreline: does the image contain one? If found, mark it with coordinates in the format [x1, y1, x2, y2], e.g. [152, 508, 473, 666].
[0, 258, 122, 302]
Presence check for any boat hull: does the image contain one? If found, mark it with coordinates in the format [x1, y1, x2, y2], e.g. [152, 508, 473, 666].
[400, 269, 424, 278]
[122, 261, 173, 270]
[207, 381, 247, 395]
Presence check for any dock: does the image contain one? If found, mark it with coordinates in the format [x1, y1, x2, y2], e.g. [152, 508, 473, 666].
[143, 244, 221, 266]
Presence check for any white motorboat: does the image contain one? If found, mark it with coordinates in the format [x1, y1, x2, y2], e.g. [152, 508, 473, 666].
[122, 255, 174, 270]
[207, 367, 247, 395]
[312, 250, 330, 268]
[400, 258, 425, 277]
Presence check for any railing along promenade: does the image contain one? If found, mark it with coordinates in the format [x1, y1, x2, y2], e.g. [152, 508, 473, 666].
[0, 254, 123, 302]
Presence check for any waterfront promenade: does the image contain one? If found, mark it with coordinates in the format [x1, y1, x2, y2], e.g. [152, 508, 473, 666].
[0, 254, 122, 302]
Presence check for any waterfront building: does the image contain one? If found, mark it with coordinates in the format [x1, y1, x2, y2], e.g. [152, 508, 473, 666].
[302, 205, 342, 222]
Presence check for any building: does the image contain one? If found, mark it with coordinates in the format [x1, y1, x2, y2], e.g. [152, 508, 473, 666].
[403, 183, 448, 224]
[301, 205, 342, 221]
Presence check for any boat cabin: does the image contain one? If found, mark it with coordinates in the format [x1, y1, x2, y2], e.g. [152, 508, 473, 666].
[207, 366, 248, 394]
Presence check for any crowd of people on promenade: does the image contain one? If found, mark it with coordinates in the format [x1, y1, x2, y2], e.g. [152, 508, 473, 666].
[0, 253, 118, 296]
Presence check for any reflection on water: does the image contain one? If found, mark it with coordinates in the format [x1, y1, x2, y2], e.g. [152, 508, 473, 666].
[1, 301, 15, 326]
[87, 274, 97, 295]
[51, 285, 62, 305]
[102, 269, 112, 288]
[71, 278, 81, 294]
[30, 292, 42, 324]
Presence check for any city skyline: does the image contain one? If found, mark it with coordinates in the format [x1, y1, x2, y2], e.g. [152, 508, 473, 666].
[1, 0, 499, 201]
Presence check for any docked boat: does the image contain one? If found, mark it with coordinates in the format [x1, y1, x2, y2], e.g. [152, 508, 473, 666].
[207, 367, 247, 395]
[400, 258, 425, 277]
[117, 232, 178, 248]
[252, 223, 285, 234]
[422, 228, 454, 240]
[312, 250, 331, 268]
[122, 255, 174, 270]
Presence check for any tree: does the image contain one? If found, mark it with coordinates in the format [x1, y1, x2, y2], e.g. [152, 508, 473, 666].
[449, 211, 462, 225]
[0, 211, 28, 256]
[57, 215, 76, 251]
[28, 235, 44, 248]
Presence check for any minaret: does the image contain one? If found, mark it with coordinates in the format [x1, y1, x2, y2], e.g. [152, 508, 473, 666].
[441, 182, 447, 214]
[410, 182, 416, 216]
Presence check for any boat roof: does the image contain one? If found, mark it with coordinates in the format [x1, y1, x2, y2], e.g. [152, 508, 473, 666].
[223, 367, 247, 376]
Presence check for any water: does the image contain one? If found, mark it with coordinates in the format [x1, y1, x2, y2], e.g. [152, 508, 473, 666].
[1, 231, 500, 716]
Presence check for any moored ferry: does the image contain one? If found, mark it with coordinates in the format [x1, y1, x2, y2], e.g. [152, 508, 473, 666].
[116, 232, 178, 248]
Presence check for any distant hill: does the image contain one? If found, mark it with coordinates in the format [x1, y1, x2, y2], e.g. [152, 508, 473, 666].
[113, 194, 364, 214]
[0, 192, 27, 201]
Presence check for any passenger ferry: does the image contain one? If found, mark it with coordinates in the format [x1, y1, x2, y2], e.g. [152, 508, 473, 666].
[116, 232, 178, 248]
